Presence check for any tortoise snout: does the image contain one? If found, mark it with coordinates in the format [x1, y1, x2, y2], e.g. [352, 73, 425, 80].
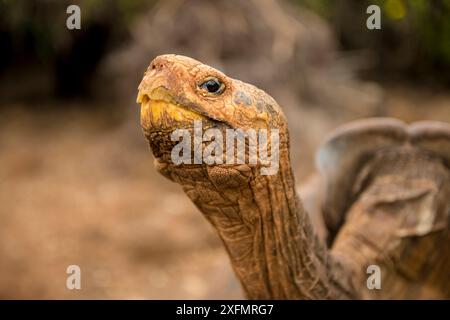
[148, 54, 178, 74]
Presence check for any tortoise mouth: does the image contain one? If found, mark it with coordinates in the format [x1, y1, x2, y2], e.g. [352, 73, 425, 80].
[137, 88, 209, 132]
[137, 88, 226, 161]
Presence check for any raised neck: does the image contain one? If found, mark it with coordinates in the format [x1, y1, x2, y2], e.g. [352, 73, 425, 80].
[174, 141, 356, 299]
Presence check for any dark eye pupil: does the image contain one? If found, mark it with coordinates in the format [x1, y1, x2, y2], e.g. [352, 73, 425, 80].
[203, 80, 221, 93]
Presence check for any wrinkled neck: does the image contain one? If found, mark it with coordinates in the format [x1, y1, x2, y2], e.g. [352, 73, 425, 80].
[177, 145, 356, 299]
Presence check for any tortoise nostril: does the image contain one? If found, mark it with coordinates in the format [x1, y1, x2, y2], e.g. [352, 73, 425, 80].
[151, 62, 164, 71]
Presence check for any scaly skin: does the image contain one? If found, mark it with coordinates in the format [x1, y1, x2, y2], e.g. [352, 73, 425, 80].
[137, 54, 450, 299]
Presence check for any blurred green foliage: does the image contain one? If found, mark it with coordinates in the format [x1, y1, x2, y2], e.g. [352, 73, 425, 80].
[408, 0, 450, 67]
[1, 0, 449, 85]
[0, 0, 154, 64]
[0, 0, 157, 97]
[293, 0, 450, 83]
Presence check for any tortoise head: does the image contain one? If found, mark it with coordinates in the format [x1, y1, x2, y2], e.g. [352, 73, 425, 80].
[136, 54, 288, 178]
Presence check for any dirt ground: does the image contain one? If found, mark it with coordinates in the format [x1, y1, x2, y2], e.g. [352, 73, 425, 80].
[0, 85, 449, 299]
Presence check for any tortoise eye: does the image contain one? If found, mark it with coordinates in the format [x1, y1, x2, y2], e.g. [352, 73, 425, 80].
[199, 77, 225, 95]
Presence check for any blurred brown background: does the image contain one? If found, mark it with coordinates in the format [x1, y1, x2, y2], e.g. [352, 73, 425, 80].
[0, 0, 449, 299]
